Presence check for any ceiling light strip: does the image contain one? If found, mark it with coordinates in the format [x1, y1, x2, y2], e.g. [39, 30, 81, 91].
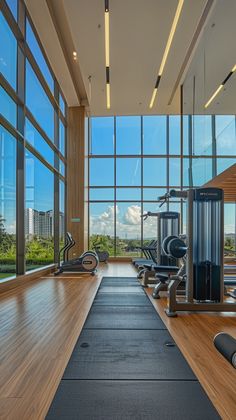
[149, 0, 184, 109]
[204, 64, 236, 108]
[105, 0, 110, 109]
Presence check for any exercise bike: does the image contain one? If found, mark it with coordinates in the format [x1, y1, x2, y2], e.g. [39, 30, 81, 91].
[54, 232, 99, 275]
[92, 236, 109, 263]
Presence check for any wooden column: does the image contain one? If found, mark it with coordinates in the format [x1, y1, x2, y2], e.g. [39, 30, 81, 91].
[67, 106, 88, 257]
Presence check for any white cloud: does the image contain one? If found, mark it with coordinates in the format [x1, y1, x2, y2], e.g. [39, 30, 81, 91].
[90, 205, 116, 236]
[90, 204, 161, 239]
[123, 205, 141, 225]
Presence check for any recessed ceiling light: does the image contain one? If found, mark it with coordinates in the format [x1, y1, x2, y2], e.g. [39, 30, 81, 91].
[149, 0, 184, 109]
[204, 64, 236, 108]
[105, 0, 111, 109]
[73, 51, 77, 61]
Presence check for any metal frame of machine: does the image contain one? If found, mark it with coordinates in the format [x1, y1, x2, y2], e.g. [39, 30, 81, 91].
[139, 211, 180, 286]
[164, 188, 236, 317]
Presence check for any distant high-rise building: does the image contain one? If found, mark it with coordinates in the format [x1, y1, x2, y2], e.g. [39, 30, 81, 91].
[59, 211, 65, 239]
[25, 208, 64, 239]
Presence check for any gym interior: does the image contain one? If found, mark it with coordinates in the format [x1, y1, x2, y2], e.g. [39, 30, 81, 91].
[1, 0, 236, 418]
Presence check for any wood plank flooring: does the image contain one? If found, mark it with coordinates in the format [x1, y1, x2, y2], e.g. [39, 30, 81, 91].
[0, 262, 236, 419]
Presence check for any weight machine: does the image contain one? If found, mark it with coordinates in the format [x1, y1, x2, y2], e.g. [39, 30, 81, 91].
[138, 211, 180, 286]
[161, 188, 236, 316]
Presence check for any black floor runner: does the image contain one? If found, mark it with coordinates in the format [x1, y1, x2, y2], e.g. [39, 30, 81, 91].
[47, 276, 220, 419]
[84, 305, 166, 329]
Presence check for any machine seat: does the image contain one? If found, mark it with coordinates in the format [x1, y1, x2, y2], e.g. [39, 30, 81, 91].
[153, 265, 179, 273]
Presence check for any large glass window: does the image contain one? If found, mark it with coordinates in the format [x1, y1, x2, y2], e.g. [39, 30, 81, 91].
[192, 115, 212, 155]
[116, 116, 141, 155]
[90, 158, 114, 186]
[116, 202, 141, 256]
[116, 188, 141, 201]
[143, 116, 166, 155]
[169, 116, 181, 155]
[143, 188, 167, 201]
[116, 158, 141, 186]
[59, 93, 65, 116]
[224, 204, 236, 259]
[216, 116, 236, 156]
[183, 158, 213, 186]
[26, 19, 54, 92]
[59, 180, 65, 248]
[89, 188, 114, 201]
[25, 118, 54, 166]
[59, 120, 65, 156]
[25, 150, 54, 271]
[0, 86, 17, 127]
[183, 115, 189, 155]
[88, 115, 236, 258]
[143, 158, 167, 186]
[26, 60, 54, 140]
[0, 126, 16, 279]
[0, 12, 17, 89]
[217, 158, 236, 175]
[6, 0, 18, 20]
[0, 0, 67, 279]
[90, 117, 114, 155]
[89, 202, 115, 256]
[169, 158, 181, 186]
[59, 159, 65, 177]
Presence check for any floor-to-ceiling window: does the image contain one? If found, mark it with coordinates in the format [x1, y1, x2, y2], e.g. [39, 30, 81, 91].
[0, 0, 67, 279]
[88, 115, 236, 257]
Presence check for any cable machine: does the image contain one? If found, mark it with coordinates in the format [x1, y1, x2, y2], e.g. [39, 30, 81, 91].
[161, 188, 236, 316]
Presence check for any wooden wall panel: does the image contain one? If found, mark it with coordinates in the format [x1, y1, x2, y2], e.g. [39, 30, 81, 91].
[67, 106, 86, 256]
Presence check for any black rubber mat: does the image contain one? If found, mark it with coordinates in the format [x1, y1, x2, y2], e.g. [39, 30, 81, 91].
[47, 380, 220, 420]
[63, 329, 196, 380]
[84, 306, 166, 330]
[93, 293, 151, 306]
[101, 277, 140, 286]
[102, 276, 139, 282]
[98, 286, 145, 294]
[47, 276, 220, 419]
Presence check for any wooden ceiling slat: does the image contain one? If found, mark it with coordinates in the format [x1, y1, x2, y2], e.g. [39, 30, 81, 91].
[204, 163, 236, 202]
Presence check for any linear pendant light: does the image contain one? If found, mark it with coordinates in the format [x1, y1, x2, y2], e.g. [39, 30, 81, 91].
[149, 0, 184, 109]
[105, 0, 110, 109]
[204, 64, 236, 108]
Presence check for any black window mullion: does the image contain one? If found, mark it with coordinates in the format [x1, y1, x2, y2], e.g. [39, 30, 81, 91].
[166, 116, 169, 211]
[141, 116, 143, 254]
[16, 4, 25, 275]
[212, 115, 217, 177]
[114, 116, 117, 257]
[54, 81, 60, 264]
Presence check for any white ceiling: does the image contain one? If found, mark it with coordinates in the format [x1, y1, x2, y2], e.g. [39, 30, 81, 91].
[27, 0, 236, 116]
[62, 0, 208, 115]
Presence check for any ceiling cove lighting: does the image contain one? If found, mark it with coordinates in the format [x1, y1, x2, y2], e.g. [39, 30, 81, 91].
[149, 0, 184, 109]
[105, 0, 110, 109]
[204, 64, 236, 108]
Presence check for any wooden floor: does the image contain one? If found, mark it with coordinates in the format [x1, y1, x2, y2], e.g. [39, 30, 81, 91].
[0, 262, 236, 419]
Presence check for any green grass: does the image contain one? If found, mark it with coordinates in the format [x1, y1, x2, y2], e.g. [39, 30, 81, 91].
[0, 273, 15, 280]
